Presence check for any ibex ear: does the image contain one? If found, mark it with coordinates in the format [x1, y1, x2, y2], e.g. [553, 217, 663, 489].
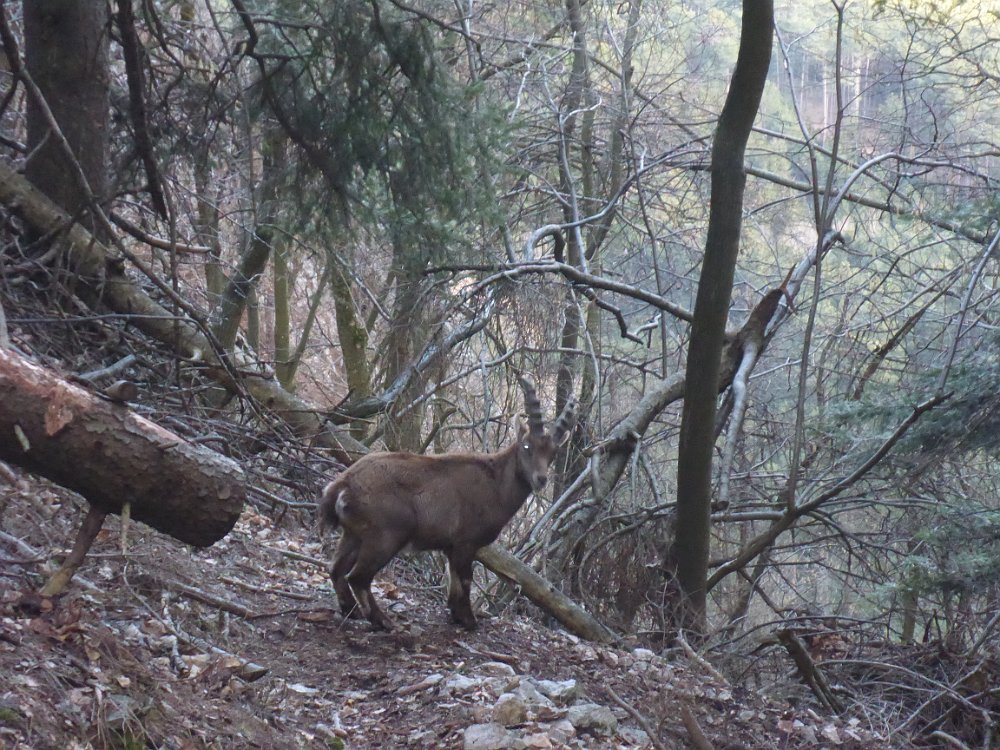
[556, 428, 571, 447]
[517, 420, 528, 441]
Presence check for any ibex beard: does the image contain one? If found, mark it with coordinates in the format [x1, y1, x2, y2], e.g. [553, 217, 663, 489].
[319, 376, 576, 631]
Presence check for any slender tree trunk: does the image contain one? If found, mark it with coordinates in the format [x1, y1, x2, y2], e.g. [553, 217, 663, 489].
[273, 239, 292, 388]
[329, 258, 372, 440]
[381, 238, 428, 453]
[194, 152, 226, 300]
[213, 229, 271, 351]
[675, 0, 773, 635]
[246, 287, 260, 352]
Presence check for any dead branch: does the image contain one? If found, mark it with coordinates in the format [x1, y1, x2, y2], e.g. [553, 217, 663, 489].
[607, 686, 669, 750]
[476, 544, 616, 644]
[680, 705, 715, 750]
[776, 629, 845, 713]
[166, 580, 258, 619]
[40, 506, 107, 596]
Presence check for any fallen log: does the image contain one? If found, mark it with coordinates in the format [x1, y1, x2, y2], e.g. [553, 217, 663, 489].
[477, 544, 616, 644]
[0, 346, 244, 547]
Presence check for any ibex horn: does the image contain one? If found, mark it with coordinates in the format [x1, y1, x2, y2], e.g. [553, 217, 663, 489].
[517, 374, 545, 436]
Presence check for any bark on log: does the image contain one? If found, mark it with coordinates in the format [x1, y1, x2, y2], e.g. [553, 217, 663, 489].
[0, 347, 244, 546]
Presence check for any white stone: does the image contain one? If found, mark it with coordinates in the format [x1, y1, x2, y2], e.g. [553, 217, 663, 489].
[566, 703, 619, 736]
[547, 719, 576, 743]
[444, 674, 483, 695]
[535, 679, 579, 704]
[463, 723, 527, 750]
[513, 679, 556, 711]
[476, 661, 518, 678]
[493, 693, 529, 726]
[619, 726, 651, 746]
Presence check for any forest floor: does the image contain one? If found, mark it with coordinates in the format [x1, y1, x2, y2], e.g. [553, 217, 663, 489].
[0, 469, 908, 750]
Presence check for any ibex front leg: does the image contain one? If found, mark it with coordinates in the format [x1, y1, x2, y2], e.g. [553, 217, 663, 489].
[447, 548, 478, 630]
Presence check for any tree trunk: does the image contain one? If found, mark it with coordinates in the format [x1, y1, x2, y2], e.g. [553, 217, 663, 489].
[0, 347, 243, 547]
[330, 258, 372, 440]
[273, 239, 293, 389]
[380, 240, 428, 453]
[193, 149, 225, 301]
[23, 0, 110, 231]
[214, 228, 272, 351]
[675, 0, 774, 634]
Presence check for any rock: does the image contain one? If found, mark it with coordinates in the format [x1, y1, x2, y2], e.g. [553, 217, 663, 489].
[600, 649, 620, 667]
[522, 732, 554, 748]
[463, 722, 526, 750]
[476, 661, 518, 678]
[547, 718, 576, 744]
[444, 674, 483, 695]
[566, 703, 618, 736]
[493, 693, 528, 726]
[535, 679, 579, 704]
[513, 679, 557, 712]
[632, 647, 656, 661]
[619, 726, 651, 746]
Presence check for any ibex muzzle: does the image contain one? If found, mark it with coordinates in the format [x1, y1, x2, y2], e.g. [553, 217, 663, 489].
[319, 376, 576, 630]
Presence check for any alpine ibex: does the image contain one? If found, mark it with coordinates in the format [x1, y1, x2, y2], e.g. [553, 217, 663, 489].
[319, 376, 576, 630]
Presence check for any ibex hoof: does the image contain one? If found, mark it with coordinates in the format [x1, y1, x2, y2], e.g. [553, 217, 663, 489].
[451, 612, 478, 631]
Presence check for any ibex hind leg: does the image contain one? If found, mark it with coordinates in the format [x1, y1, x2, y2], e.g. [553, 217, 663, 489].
[447, 551, 478, 631]
[346, 538, 404, 631]
[331, 533, 363, 619]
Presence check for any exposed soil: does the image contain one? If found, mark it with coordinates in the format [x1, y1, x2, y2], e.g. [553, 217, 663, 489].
[1, 471, 903, 749]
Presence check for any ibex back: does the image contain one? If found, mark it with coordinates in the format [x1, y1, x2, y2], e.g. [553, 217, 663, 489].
[319, 376, 576, 630]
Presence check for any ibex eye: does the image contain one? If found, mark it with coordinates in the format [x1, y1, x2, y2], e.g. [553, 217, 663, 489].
[522, 443, 530, 451]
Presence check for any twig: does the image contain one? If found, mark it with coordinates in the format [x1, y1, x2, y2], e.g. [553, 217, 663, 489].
[262, 545, 327, 568]
[456, 640, 521, 667]
[606, 686, 669, 750]
[928, 730, 972, 750]
[219, 574, 313, 601]
[124, 572, 269, 681]
[776, 629, 844, 714]
[166, 579, 258, 618]
[680, 705, 715, 750]
[75, 355, 138, 383]
[0, 529, 42, 559]
[677, 632, 730, 686]
[396, 674, 445, 696]
[0, 555, 46, 565]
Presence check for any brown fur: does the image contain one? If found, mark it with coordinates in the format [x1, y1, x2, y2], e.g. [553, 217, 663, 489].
[319, 391, 576, 631]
